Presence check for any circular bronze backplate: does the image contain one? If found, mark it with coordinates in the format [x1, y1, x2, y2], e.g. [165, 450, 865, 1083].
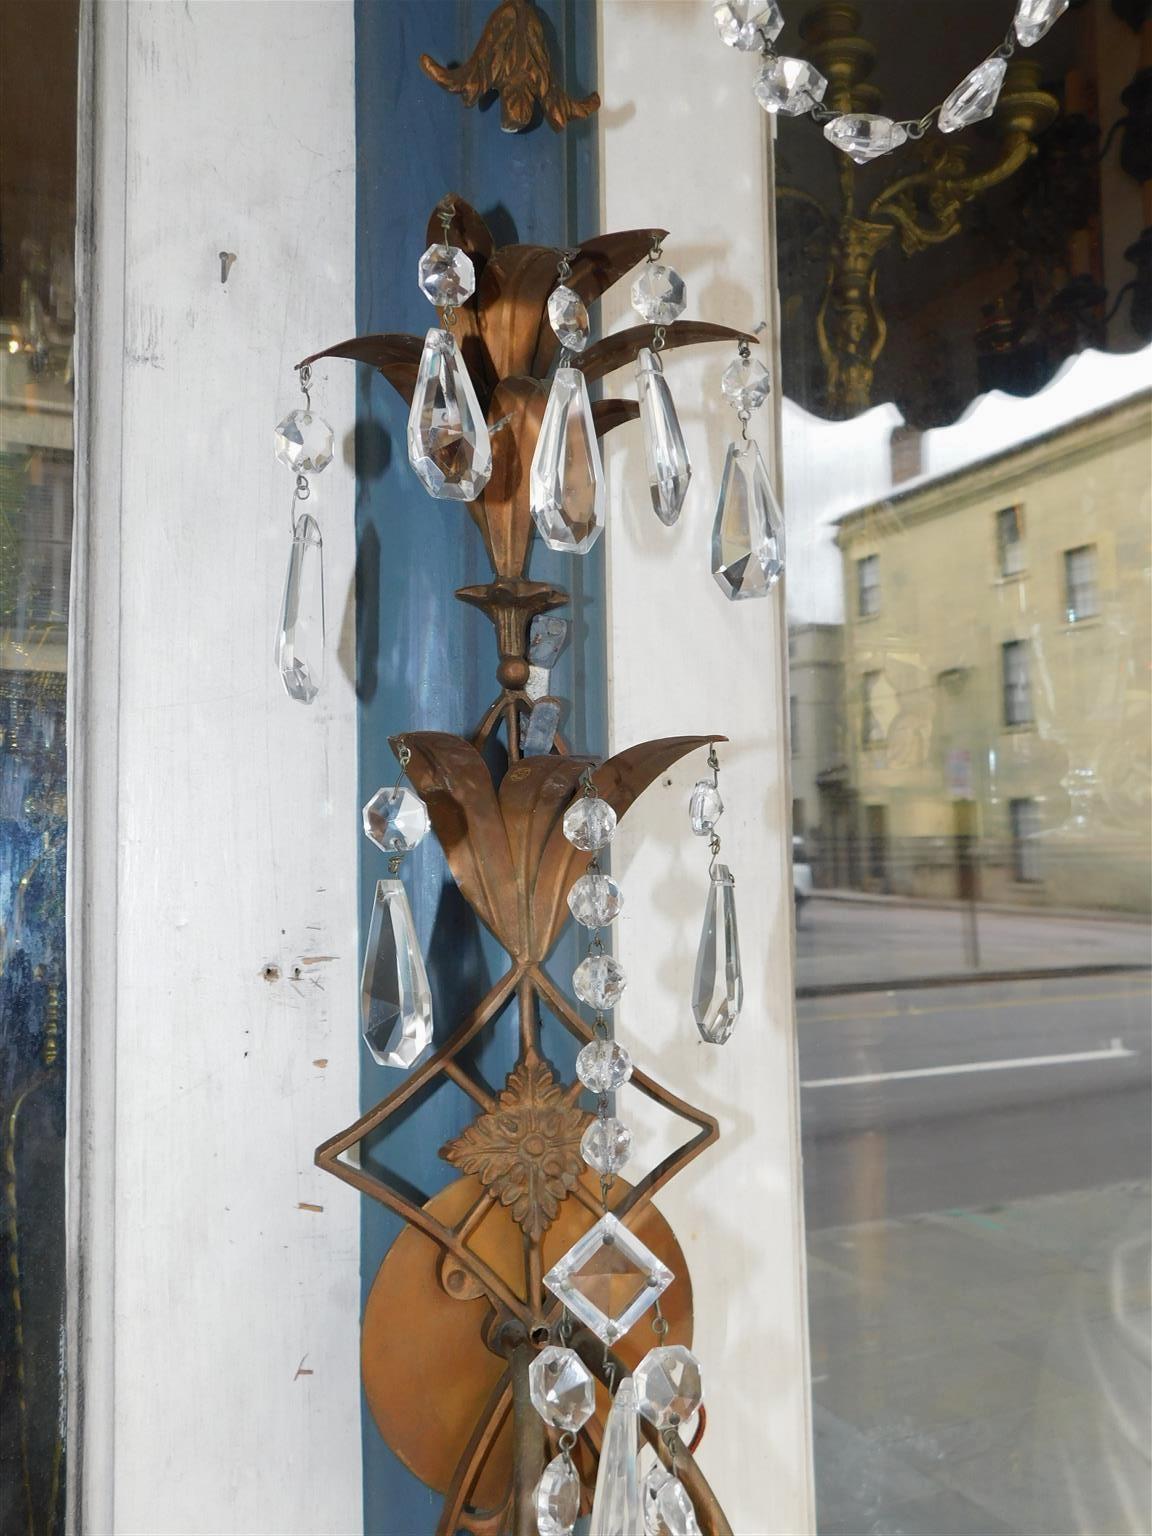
[362, 1173, 692, 1506]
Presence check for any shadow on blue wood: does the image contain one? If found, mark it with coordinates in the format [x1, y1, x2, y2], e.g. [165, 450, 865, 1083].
[353, 1, 600, 1529]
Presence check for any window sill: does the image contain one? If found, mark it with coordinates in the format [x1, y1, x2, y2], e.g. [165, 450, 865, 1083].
[1061, 615, 1102, 631]
[993, 571, 1027, 585]
[1001, 722, 1036, 735]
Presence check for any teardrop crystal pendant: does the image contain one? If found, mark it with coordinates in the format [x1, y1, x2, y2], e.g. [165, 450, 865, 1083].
[636, 348, 691, 526]
[361, 879, 434, 1069]
[276, 512, 325, 704]
[938, 57, 1007, 133]
[711, 440, 784, 601]
[692, 864, 743, 1045]
[530, 366, 605, 554]
[589, 1378, 642, 1536]
[407, 327, 492, 501]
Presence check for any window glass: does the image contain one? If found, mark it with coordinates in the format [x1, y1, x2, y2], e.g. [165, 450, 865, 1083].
[776, 2, 1151, 1530]
[0, 4, 78, 1530]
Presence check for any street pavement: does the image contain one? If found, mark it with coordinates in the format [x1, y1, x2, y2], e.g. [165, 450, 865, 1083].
[796, 938, 1151, 1536]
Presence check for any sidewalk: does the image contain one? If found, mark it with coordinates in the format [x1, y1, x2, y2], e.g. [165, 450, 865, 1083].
[796, 894, 1152, 995]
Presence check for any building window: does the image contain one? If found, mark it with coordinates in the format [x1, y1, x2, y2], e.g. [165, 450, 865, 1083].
[995, 506, 1024, 577]
[789, 695, 799, 754]
[1010, 798, 1042, 882]
[1001, 640, 1033, 726]
[1064, 544, 1099, 623]
[861, 670, 884, 745]
[856, 555, 880, 618]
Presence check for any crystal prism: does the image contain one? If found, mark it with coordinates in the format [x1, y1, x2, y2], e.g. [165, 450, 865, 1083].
[823, 114, 908, 163]
[589, 1378, 642, 1536]
[529, 1346, 596, 1432]
[529, 614, 569, 669]
[753, 55, 828, 115]
[536, 1453, 581, 1536]
[274, 409, 334, 475]
[634, 1346, 704, 1430]
[692, 864, 742, 1045]
[276, 512, 325, 704]
[581, 1116, 632, 1175]
[938, 57, 1007, 132]
[407, 328, 492, 501]
[545, 1214, 673, 1345]
[721, 355, 771, 413]
[361, 879, 433, 1068]
[568, 868, 624, 927]
[712, 440, 784, 601]
[416, 243, 476, 308]
[563, 796, 617, 851]
[362, 786, 430, 855]
[574, 954, 626, 1010]
[689, 780, 723, 836]
[530, 367, 605, 553]
[1014, 0, 1068, 45]
[577, 1038, 633, 1092]
[636, 348, 691, 526]
[655, 1478, 702, 1536]
[712, 0, 783, 51]
[522, 698, 562, 756]
[631, 265, 687, 325]
[548, 285, 590, 352]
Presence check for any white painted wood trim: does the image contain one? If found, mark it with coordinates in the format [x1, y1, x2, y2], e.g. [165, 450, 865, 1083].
[68, 4, 362, 1530]
[597, 5, 814, 1532]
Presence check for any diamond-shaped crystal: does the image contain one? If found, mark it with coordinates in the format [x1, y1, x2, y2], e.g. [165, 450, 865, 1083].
[568, 868, 624, 927]
[938, 57, 1007, 132]
[408, 328, 492, 501]
[529, 614, 569, 669]
[712, 0, 783, 50]
[655, 1478, 702, 1536]
[416, 243, 476, 308]
[753, 55, 828, 115]
[536, 1452, 581, 1536]
[361, 879, 433, 1068]
[576, 1038, 633, 1093]
[689, 780, 723, 836]
[1014, 0, 1068, 45]
[721, 354, 772, 413]
[636, 348, 691, 526]
[530, 366, 605, 554]
[548, 284, 590, 353]
[712, 440, 784, 601]
[589, 1378, 642, 1536]
[362, 786, 430, 854]
[634, 1346, 704, 1430]
[823, 113, 908, 163]
[522, 697, 562, 756]
[277, 512, 324, 704]
[544, 1214, 673, 1345]
[274, 409, 334, 475]
[581, 1116, 632, 1175]
[529, 1346, 596, 1432]
[574, 954, 626, 1009]
[563, 796, 617, 851]
[644, 1463, 673, 1536]
[692, 864, 742, 1045]
[631, 265, 687, 325]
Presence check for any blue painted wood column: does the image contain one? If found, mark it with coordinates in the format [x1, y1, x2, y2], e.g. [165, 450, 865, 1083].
[354, 3, 601, 1529]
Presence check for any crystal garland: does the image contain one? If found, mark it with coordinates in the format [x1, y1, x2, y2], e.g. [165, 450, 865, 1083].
[714, 0, 1072, 161]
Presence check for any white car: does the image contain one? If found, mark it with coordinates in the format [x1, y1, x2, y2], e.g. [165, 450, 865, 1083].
[793, 835, 814, 912]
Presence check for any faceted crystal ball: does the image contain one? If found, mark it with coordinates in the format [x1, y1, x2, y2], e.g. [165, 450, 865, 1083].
[576, 1038, 633, 1093]
[1014, 0, 1068, 46]
[713, 0, 784, 51]
[938, 57, 1007, 133]
[689, 780, 724, 837]
[274, 409, 334, 475]
[568, 868, 624, 927]
[753, 55, 828, 116]
[547, 284, 590, 352]
[536, 1453, 581, 1536]
[362, 786, 430, 855]
[634, 1345, 704, 1430]
[416, 243, 476, 308]
[581, 1116, 632, 1175]
[563, 796, 617, 851]
[529, 1346, 596, 1432]
[823, 114, 908, 164]
[573, 953, 627, 1010]
[722, 354, 772, 414]
[631, 264, 687, 326]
